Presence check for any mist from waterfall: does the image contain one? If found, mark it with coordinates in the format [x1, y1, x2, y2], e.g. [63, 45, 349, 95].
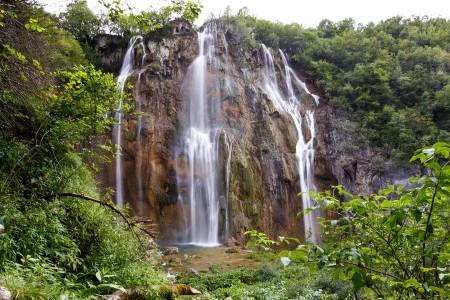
[175, 24, 231, 246]
[261, 45, 320, 244]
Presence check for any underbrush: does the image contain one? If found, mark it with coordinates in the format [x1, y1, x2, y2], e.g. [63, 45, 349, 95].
[0, 158, 166, 299]
[177, 261, 353, 299]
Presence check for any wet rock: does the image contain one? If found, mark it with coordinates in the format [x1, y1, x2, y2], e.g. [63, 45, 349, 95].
[166, 271, 177, 280]
[103, 293, 122, 300]
[186, 268, 199, 276]
[163, 246, 179, 255]
[269, 110, 281, 118]
[0, 287, 11, 300]
[223, 236, 242, 248]
[169, 256, 181, 264]
[168, 284, 201, 295]
[190, 287, 201, 295]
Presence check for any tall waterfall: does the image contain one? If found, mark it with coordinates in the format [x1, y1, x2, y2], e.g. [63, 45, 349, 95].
[261, 45, 320, 243]
[113, 36, 145, 207]
[175, 24, 229, 246]
[135, 42, 147, 214]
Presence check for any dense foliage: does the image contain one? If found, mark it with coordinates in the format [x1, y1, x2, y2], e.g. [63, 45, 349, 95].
[0, 1, 164, 298]
[272, 142, 450, 299]
[59, 0, 202, 71]
[177, 263, 352, 299]
[223, 13, 450, 161]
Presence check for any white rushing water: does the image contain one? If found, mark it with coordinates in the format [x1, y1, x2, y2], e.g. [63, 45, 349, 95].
[135, 41, 147, 214]
[113, 36, 145, 206]
[176, 24, 230, 246]
[261, 45, 320, 244]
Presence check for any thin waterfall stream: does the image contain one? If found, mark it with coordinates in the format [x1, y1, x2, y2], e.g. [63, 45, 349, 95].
[261, 45, 320, 243]
[113, 35, 145, 207]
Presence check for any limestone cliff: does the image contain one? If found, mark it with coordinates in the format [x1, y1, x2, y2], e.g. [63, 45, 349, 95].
[96, 21, 420, 243]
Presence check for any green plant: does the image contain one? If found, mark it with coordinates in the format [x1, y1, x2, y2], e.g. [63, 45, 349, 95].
[287, 142, 450, 299]
[245, 230, 299, 251]
[208, 263, 223, 274]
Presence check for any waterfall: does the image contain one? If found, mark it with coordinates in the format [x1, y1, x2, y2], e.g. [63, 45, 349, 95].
[135, 42, 147, 214]
[224, 134, 233, 239]
[176, 24, 226, 246]
[261, 45, 320, 243]
[113, 36, 145, 206]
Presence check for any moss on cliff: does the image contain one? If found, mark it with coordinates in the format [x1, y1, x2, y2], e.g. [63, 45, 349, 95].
[232, 161, 256, 202]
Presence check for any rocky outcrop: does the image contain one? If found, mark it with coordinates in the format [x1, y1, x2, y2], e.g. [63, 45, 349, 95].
[316, 102, 421, 196]
[94, 34, 128, 74]
[96, 21, 421, 243]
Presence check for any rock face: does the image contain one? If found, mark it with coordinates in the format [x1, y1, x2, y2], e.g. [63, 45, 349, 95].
[316, 103, 421, 196]
[94, 34, 129, 74]
[96, 21, 420, 243]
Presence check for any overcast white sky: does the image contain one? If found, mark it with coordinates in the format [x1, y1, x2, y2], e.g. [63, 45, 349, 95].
[39, 0, 449, 28]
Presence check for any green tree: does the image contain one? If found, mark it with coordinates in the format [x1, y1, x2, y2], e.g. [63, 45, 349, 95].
[285, 142, 450, 299]
[0, 2, 162, 298]
[59, 0, 102, 44]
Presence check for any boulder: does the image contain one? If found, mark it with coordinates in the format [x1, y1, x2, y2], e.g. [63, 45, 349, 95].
[163, 246, 179, 255]
[223, 236, 242, 248]
[168, 257, 181, 264]
[186, 268, 199, 276]
[168, 284, 201, 295]
[0, 287, 12, 300]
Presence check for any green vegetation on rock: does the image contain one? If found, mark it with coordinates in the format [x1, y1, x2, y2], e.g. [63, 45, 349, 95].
[220, 12, 450, 162]
[0, 1, 167, 298]
[247, 142, 450, 299]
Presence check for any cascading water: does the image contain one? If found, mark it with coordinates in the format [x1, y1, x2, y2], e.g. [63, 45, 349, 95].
[135, 42, 147, 214]
[223, 135, 233, 239]
[113, 36, 145, 207]
[261, 45, 320, 243]
[175, 24, 229, 246]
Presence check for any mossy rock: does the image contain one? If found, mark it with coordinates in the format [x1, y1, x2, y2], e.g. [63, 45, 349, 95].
[232, 161, 256, 202]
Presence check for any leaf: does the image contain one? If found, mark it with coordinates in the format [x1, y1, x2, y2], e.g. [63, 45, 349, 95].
[422, 148, 435, 156]
[323, 199, 334, 207]
[331, 220, 339, 227]
[95, 271, 102, 282]
[411, 208, 422, 222]
[96, 283, 126, 292]
[280, 257, 291, 267]
[318, 255, 328, 266]
[315, 245, 324, 254]
[289, 249, 307, 262]
[404, 278, 420, 289]
[351, 271, 364, 291]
